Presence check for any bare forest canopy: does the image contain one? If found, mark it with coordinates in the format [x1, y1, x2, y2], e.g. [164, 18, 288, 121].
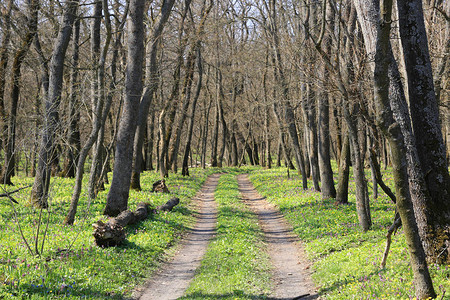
[0, 0, 449, 298]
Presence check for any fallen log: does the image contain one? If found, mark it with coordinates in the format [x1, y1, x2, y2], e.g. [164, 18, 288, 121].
[93, 197, 180, 247]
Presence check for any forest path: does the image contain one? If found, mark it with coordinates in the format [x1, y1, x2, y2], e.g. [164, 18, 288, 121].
[133, 173, 220, 300]
[237, 174, 319, 300]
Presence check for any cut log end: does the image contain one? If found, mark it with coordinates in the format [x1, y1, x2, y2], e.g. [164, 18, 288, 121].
[151, 179, 170, 193]
[93, 220, 126, 247]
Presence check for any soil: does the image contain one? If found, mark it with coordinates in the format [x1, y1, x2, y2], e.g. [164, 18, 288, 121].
[237, 174, 319, 300]
[133, 173, 319, 300]
[132, 173, 220, 300]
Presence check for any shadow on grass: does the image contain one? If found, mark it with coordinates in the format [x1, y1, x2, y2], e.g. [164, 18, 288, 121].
[179, 291, 319, 300]
[9, 283, 125, 300]
[318, 269, 381, 295]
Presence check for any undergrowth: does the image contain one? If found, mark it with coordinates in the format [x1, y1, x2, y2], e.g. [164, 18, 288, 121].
[249, 166, 450, 300]
[0, 168, 214, 299]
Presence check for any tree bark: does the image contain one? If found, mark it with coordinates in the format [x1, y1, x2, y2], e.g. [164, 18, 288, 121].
[61, 18, 81, 178]
[353, 0, 436, 296]
[397, 0, 450, 264]
[182, 47, 203, 176]
[336, 133, 350, 204]
[0, 0, 13, 159]
[65, 0, 112, 225]
[93, 198, 179, 247]
[1, 0, 39, 185]
[130, 0, 175, 189]
[30, 0, 79, 208]
[317, 0, 336, 199]
[103, 0, 145, 217]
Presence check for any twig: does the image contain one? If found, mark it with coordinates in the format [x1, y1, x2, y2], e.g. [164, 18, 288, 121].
[0, 185, 32, 203]
[380, 214, 402, 269]
[369, 148, 396, 203]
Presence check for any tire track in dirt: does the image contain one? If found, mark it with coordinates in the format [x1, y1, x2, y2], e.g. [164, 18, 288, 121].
[237, 174, 319, 300]
[133, 173, 220, 300]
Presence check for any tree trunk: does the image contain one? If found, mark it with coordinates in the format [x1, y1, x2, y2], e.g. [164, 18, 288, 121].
[210, 96, 219, 167]
[30, 0, 79, 208]
[130, 0, 175, 189]
[265, 0, 307, 187]
[317, 0, 336, 199]
[103, 0, 145, 217]
[61, 18, 81, 178]
[89, 3, 128, 198]
[397, 0, 450, 264]
[336, 133, 350, 204]
[1, 0, 39, 185]
[303, 85, 320, 191]
[65, 0, 113, 225]
[182, 47, 203, 176]
[93, 198, 179, 247]
[0, 0, 13, 155]
[353, 0, 436, 296]
[172, 2, 212, 172]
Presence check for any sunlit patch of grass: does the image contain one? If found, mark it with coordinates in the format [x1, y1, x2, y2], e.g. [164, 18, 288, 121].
[249, 166, 450, 299]
[181, 173, 271, 300]
[0, 168, 211, 299]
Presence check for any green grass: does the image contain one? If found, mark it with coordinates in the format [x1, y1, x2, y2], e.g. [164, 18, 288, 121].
[0, 168, 214, 299]
[249, 166, 450, 299]
[181, 172, 271, 299]
[1, 163, 449, 299]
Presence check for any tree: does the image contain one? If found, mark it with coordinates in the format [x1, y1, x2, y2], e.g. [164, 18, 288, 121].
[30, 0, 79, 208]
[103, 0, 146, 217]
[397, 0, 450, 264]
[353, 0, 436, 296]
[1, 0, 39, 185]
[130, 0, 176, 189]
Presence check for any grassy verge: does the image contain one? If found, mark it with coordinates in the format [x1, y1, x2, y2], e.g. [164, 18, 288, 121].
[181, 172, 271, 299]
[249, 167, 450, 299]
[0, 168, 213, 299]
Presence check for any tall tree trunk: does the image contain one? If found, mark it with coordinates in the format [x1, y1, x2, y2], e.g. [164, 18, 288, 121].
[62, 18, 81, 178]
[201, 94, 212, 169]
[104, 0, 145, 217]
[89, 1, 128, 198]
[0, 0, 13, 155]
[210, 95, 219, 167]
[317, 0, 336, 199]
[353, 0, 436, 296]
[343, 102, 371, 231]
[265, 0, 307, 187]
[171, 1, 212, 173]
[336, 133, 350, 204]
[182, 47, 203, 176]
[303, 85, 320, 191]
[31, 0, 79, 208]
[130, 0, 175, 189]
[65, 0, 113, 224]
[1, 0, 39, 185]
[158, 1, 191, 176]
[397, 0, 450, 264]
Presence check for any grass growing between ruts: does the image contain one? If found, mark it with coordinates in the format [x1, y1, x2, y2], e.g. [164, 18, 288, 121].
[249, 167, 450, 299]
[0, 168, 214, 299]
[182, 172, 271, 300]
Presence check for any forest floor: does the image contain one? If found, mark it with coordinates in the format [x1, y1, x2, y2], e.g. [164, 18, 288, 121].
[237, 174, 318, 300]
[133, 173, 318, 300]
[132, 174, 220, 300]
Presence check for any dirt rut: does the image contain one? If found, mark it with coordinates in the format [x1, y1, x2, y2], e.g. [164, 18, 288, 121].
[237, 174, 319, 300]
[133, 174, 220, 300]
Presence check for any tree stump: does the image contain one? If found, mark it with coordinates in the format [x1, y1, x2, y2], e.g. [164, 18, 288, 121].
[93, 198, 180, 247]
[151, 179, 169, 193]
